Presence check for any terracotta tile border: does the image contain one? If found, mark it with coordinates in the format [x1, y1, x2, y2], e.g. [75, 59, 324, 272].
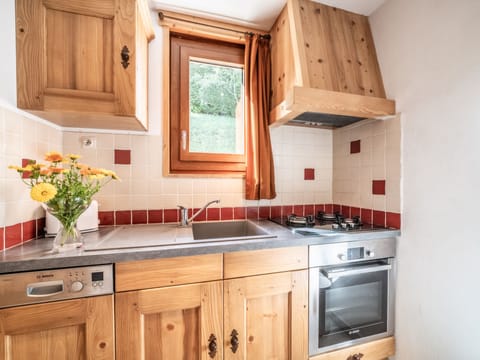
[1, 205, 402, 252]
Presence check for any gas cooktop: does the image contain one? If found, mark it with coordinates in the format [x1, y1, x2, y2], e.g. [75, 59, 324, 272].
[270, 212, 391, 236]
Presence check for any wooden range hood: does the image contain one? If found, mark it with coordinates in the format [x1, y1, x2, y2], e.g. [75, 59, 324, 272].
[269, 0, 395, 128]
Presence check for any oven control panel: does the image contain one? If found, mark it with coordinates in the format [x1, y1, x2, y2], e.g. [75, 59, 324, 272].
[310, 237, 395, 267]
[0, 264, 113, 309]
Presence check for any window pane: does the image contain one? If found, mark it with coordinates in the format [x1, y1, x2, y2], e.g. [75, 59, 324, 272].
[189, 61, 244, 154]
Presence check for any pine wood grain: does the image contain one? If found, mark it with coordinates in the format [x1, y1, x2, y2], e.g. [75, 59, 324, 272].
[224, 270, 308, 360]
[309, 336, 395, 360]
[116, 281, 223, 360]
[224, 246, 308, 279]
[15, 0, 153, 130]
[115, 253, 223, 291]
[269, 0, 394, 125]
[0, 295, 114, 360]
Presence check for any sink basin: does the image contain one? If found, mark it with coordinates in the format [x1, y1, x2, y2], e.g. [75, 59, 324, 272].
[192, 220, 276, 241]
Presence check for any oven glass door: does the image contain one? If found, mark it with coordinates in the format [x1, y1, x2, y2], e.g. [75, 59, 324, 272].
[317, 261, 390, 348]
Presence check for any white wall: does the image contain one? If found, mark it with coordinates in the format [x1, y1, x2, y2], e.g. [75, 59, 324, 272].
[370, 0, 480, 358]
[0, 0, 16, 106]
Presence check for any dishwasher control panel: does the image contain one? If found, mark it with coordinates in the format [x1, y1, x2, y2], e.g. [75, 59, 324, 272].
[0, 264, 113, 308]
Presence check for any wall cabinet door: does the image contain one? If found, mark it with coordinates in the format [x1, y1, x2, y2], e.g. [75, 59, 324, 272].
[0, 295, 114, 360]
[116, 280, 224, 360]
[16, 0, 153, 130]
[224, 270, 308, 360]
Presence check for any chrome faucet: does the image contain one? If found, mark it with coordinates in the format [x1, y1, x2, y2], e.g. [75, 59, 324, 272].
[178, 199, 220, 226]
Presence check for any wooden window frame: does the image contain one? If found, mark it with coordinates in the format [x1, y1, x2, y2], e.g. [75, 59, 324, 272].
[168, 33, 246, 176]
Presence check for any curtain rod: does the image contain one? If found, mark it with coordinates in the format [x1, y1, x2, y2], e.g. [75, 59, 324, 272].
[158, 12, 271, 39]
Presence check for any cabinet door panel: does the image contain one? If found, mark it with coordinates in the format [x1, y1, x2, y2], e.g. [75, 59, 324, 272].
[0, 295, 114, 360]
[116, 281, 223, 360]
[224, 270, 308, 360]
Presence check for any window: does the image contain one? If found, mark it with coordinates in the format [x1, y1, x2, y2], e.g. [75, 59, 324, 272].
[169, 34, 246, 175]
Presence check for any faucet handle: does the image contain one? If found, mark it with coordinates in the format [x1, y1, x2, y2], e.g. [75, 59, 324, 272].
[177, 205, 186, 210]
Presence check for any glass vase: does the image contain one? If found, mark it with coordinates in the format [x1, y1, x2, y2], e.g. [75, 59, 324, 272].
[52, 220, 83, 253]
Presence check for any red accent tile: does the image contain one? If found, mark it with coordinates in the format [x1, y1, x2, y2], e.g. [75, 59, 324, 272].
[282, 205, 293, 216]
[350, 140, 361, 154]
[247, 207, 259, 220]
[304, 204, 314, 216]
[5, 224, 22, 249]
[373, 210, 386, 227]
[192, 208, 207, 222]
[333, 204, 341, 213]
[361, 208, 373, 224]
[115, 210, 132, 225]
[114, 149, 131, 165]
[221, 207, 234, 221]
[342, 206, 351, 218]
[99, 211, 115, 226]
[372, 180, 386, 195]
[315, 204, 325, 213]
[259, 206, 270, 219]
[234, 207, 246, 220]
[37, 218, 46, 237]
[304, 168, 315, 180]
[0, 228, 4, 251]
[351, 207, 361, 217]
[207, 208, 220, 221]
[270, 206, 282, 218]
[22, 220, 36, 242]
[325, 204, 333, 213]
[148, 210, 164, 223]
[164, 209, 179, 223]
[292, 205, 303, 216]
[386, 212, 401, 229]
[132, 210, 148, 224]
[22, 158, 35, 179]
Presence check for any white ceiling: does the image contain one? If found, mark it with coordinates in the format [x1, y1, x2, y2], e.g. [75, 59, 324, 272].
[150, 0, 388, 30]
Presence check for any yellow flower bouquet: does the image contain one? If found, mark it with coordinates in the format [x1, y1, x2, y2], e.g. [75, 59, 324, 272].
[9, 152, 119, 252]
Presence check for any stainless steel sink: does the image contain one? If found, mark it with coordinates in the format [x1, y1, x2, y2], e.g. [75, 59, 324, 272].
[192, 220, 276, 241]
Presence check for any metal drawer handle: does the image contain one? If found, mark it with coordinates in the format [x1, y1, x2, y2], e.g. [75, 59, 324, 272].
[121, 45, 130, 69]
[348, 352, 364, 360]
[325, 264, 391, 279]
[27, 280, 64, 297]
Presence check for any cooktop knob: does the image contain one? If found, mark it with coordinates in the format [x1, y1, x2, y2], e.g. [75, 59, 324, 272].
[366, 250, 375, 257]
[71, 280, 84, 292]
[338, 253, 346, 261]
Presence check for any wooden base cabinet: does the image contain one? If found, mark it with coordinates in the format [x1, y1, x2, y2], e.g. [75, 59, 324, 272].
[309, 337, 395, 360]
[115, 248, 309, 360]
[224, 270, 308, 360]
[115, 281, 224, 360]
[15, 0, 154, 130]
[0, 295, 115, 360]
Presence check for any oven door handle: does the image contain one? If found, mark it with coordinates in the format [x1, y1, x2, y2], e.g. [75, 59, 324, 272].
[324, 264, 392, 279]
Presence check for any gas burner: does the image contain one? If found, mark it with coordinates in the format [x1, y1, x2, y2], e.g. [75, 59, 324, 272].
[286, 214, 315, 227]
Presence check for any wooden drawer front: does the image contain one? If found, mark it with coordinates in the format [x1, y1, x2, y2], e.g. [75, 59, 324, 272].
[310, 337, 395, 360]
[224, 246, 308, 279]
[115, 253, 223, 291]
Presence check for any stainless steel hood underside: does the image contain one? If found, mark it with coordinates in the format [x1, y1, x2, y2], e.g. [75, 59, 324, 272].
[288, 112, 366, 128]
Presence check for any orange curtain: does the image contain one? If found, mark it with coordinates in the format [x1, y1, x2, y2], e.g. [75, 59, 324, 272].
[244, 33, 276, 200]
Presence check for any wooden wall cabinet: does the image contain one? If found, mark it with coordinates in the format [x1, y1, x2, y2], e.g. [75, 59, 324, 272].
[15, 0, 154, 131]
[115, 248, 309, 360]
[0, 295, 115, 360]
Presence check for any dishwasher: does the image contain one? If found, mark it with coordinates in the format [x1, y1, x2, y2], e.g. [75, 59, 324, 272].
[0, 264, 115, 359]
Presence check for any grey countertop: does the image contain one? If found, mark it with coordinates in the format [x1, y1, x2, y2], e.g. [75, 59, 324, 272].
[0, 220, 400, 274]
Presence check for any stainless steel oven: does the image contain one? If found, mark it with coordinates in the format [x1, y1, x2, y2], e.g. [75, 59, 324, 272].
[309, 237, 396, 356]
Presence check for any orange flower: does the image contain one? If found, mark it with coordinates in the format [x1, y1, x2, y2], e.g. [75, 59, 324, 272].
[40, 168, 52, 176]
[45, 151, 63, 162]
[50, 167, 64, 174]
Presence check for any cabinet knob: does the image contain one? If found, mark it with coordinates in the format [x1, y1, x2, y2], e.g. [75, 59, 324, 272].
[208, 334, 217, 358]
[230, 329, 239, 353]
[121, 46, 130, 69]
